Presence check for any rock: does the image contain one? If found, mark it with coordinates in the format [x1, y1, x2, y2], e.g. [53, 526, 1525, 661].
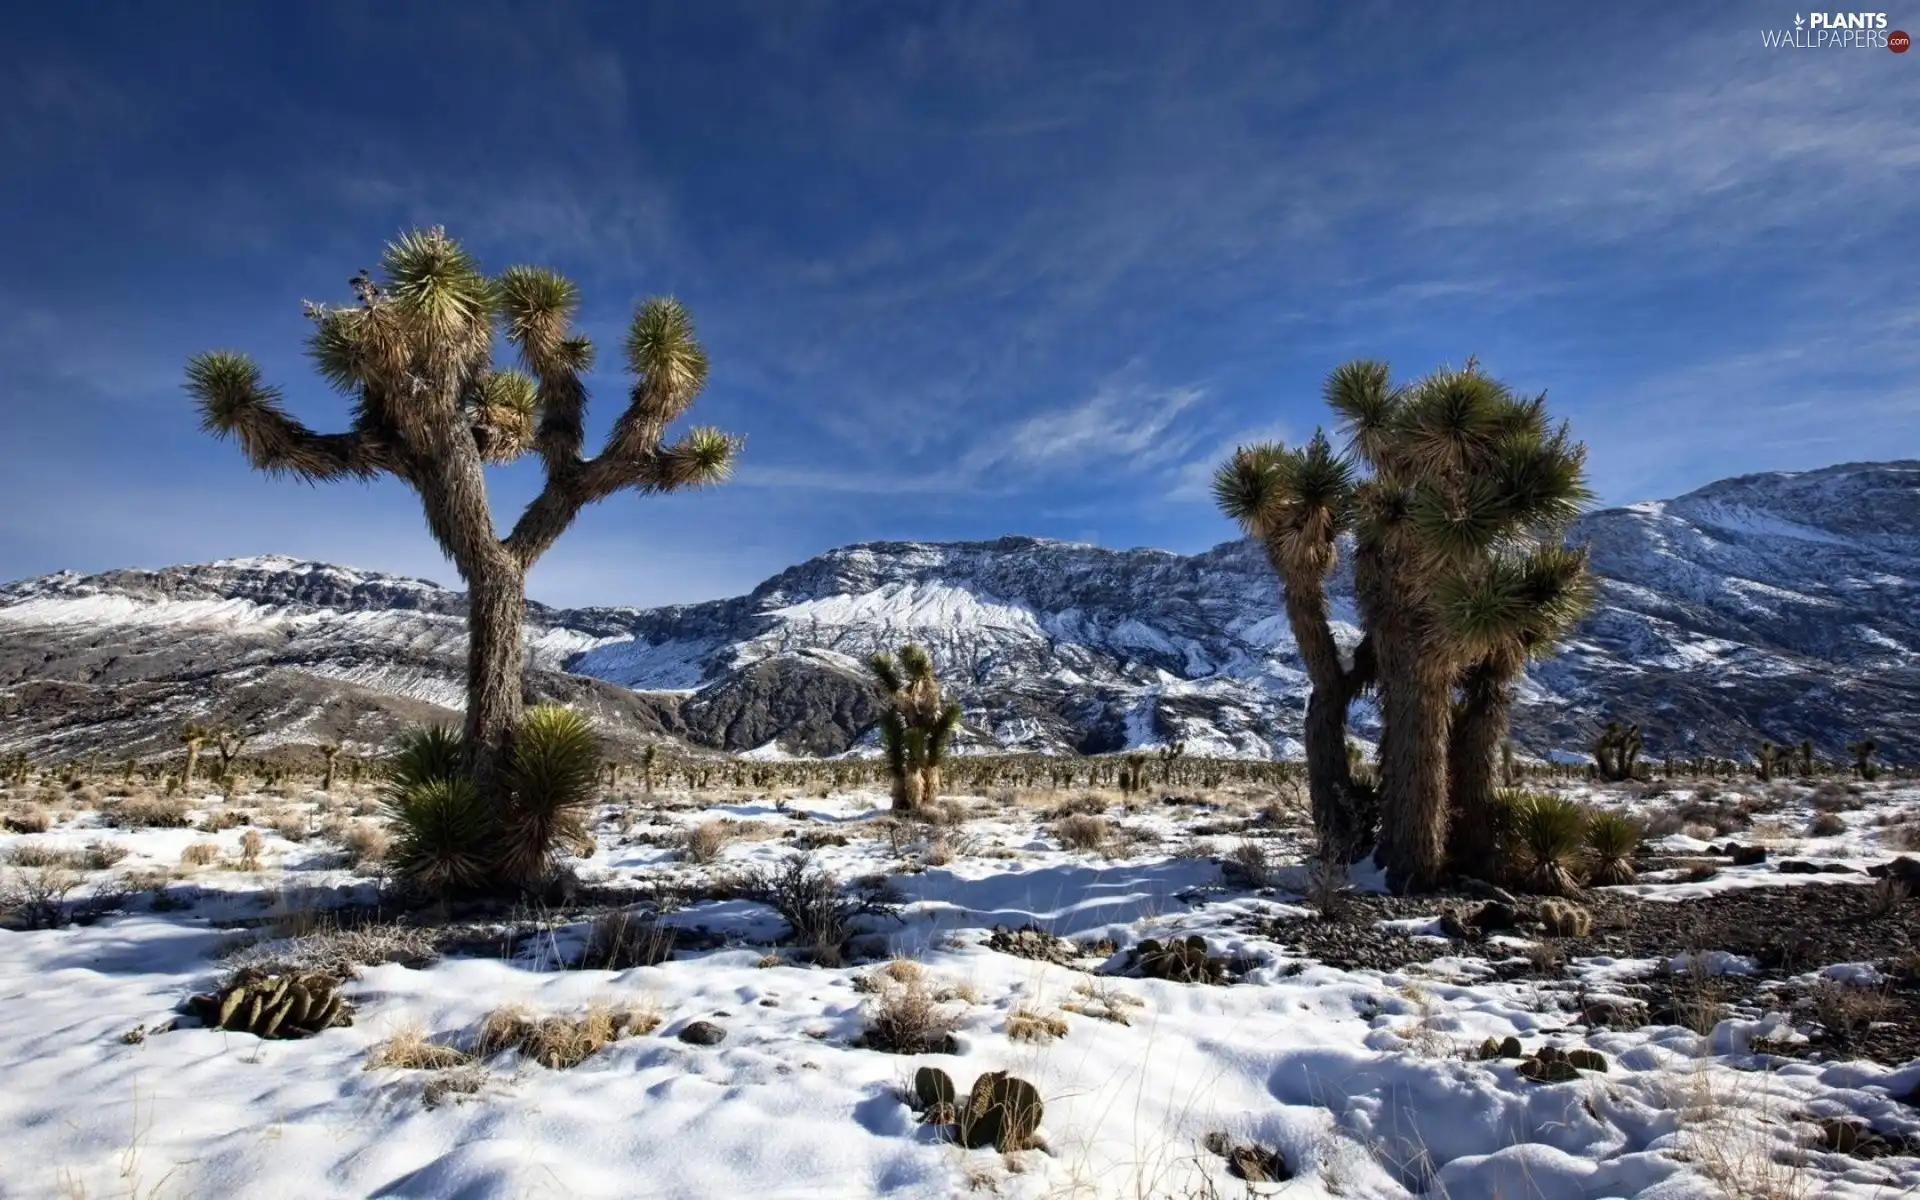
[1870, 857, 1920, 887]
[1469, 901, 1519, 932]
[1437, 911, 1476, 941]
[1729, 845, 1768, 867]
[959, 1071, 1044, 1152]
[1458, 878, 1523, 908]
[1516, 1056, 1580, 1083]
[677, 1020, 726, 1046]
[1499, 1035, 1524, 1059]
[1776, 860, 1821, 874]
[1581, 999, 1647, 1029]
[1202, 1133, 1291, 1183]
[988, 924, 1079, 965]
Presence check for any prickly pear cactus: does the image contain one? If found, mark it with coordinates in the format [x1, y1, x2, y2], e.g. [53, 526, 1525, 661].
[959, 1070, 1044, 1152]
[188, 969, 351, 1039]
[913, 1065, 957, 1123]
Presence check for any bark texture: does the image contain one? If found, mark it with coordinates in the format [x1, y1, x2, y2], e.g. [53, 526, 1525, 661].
[1446, 657, 1510, 876]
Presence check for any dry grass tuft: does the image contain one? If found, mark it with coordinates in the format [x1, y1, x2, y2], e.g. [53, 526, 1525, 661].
[339, 821, 391, 869]
[178, 842, 221, 868]
[862, 978, 963, 1054]
[1805, 812, 1845, 837]
[2, 805, 50, 834]
[680, 820, 735, 864]
[234, 828, 264, 871]
[367, 1020, 472, 1071]
[579, 908, 677, 969]
[1006, 1006, 1069, 1043]
[473, 998, 660, 1069]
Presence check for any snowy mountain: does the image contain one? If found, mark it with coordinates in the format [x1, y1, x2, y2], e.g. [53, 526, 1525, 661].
[1, 460, 1915, 761]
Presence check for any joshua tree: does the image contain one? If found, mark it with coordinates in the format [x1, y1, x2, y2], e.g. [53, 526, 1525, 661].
[1591, 721, 1642, 784]
[1799, 739, 1815, 777]
[186, 228, 738, 836]
[319, 742, 342, 792]
[180, 721, 209, 793]
[1756, 740, 1778, 782]
[1213, 429, 1376, 855]
[1325, 360, 1592, 890]
[641, 743, 658, 794]
[1849, 737, 1880, 781]
[214, 728, 248, 782]
[1157, 740, 1186, 786]
[868, 644, 962, 812]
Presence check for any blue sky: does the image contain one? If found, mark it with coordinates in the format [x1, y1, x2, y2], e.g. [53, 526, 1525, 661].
[1, 1, 1914, 608]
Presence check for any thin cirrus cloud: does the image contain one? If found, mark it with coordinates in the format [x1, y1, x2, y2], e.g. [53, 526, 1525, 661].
[0, 2, 1913, 607]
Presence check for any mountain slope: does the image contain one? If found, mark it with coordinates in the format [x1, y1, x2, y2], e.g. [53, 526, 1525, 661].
[1, 460, 1914, 761]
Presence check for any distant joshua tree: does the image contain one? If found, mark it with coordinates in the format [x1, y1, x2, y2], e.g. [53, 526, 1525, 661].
[319, 742, 342, 792]
[179, 721, 210, 792]
[186, 228, 738, 863]
[1849, 737, 1880, 781]
[868, 644, 961, 813]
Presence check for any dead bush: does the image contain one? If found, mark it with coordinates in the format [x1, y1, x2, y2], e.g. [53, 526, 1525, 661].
[680, 820, 734, 864]
[6, 844, 83, 869]
[339, 821, 391, 869]
[1806, 812, 1845, 837]
[1224, 840, 1278, 888]
[1006, 1006, 1069, 1043]
[2, 805, 50, 834]
[861, 979, 962, 1054]
[1051, 813, 1112, 853]
[741, 852, 902, 962]
[105, 794, 191, 829]
[579, 908, 677, 969]
[83, 841, 130, 870]
[234, 829, 264, 871]
[1043, 794, 1109, 820]
[474, 998, 659, 1069]
[1, 865, 81, 929]
[179, 842, 221, 868]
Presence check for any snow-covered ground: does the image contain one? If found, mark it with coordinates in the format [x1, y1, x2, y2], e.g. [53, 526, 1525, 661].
[4, 776, 1920, 1198]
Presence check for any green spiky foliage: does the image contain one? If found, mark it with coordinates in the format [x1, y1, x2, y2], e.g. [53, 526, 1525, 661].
[1849, 738, 1879, 781]
[869, 644, 962, 813]
[1506, 791, 1590, 896]
[1325, 359, 1593, 890]
[186, 229, 739, 889]
[495, 704, 602, 888]
[1214, 430, 1376, 855]
[1584, 810, 1642, 886]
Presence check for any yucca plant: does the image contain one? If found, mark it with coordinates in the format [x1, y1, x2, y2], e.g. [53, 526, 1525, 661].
[495, 705, 601, 888]
[186, 228, 739, 816]
[869, 645, 962, 813]
[1506, 791, 1589, 896]
[383, 726, 493, 897]
[1584, 810, 1642, 886]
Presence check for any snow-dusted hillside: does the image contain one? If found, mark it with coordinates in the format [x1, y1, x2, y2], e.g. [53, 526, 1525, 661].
[1, 460, 1915, 760]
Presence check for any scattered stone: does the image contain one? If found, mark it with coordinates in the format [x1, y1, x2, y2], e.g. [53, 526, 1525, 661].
[1202, 1131, 1291, 1182]
[1126, 935, 1235, 984]
[1437, 910, 1477, 942]
[1469, 901, 1519, 932]
[959, 1071, 1044, 1152]
[677, 1020, 726, 1046]
[1580, 998, 1647, 1029]
[987, 924, 1079, 966]
[1729, 845, 1768, 867]
[1565, 1048, 1609, 1073]
[1515, 1044, 1606, 1083]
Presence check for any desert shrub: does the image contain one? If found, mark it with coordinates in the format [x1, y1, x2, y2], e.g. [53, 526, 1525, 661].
[0, 865, 81, 928]
[1809, 781, 1863, 812]
[265, 808, 310, 842]
[1043, 794, 1109, 820]
[861, 978, 962, 1054]
[679, 820, 734, 864]
[1806, 811, 1845, 837]
[366, 1020, 472, 1072]
[579, 908, 677, 969]
[198, 808, 249, 832]
[232, 828, 265, 871]
[106, 793, 192, 829]
[1882, 821, 1920, 852]
[742, 852, 901, 964]
[1584, 811, 1642, 886]
[1225, 840, 1278, 889]
[1051, 813, 1112, 853]
[922, 835, 956, 867]
[3, 805, 50, 834]
[1642, 809, 1685, 839]
[179, 842, 221, 868]
[338, 821, 391, 869]
[6, 844, 83, 869]
[1811, 979, 1892, 1047]
[83, 841, 129, 870]
[224, 920, 440, 977]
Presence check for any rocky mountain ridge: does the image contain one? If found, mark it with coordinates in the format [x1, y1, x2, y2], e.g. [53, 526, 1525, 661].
[1, 459, 1915, 761]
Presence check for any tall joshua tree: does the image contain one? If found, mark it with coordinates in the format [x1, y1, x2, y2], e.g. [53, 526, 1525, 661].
[868, 644, 962, 813]
[1213, 430, 1376, 856]
[1326, 360, 1591, 891]
[185, 228, 739, 816]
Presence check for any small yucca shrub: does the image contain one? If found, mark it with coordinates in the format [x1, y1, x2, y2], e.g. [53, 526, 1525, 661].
[1584, 810, 1641, 886]
[1507, 791, 1589, 896]
[386, 775, 492, 896]
[497, 705, 601, 888]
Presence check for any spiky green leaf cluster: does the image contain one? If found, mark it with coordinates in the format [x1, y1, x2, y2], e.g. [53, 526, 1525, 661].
[496, 704, 602, 887]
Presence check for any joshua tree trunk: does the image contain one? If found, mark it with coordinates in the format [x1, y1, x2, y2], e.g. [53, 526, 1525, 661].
[321, 750, 339, 793]
[1361, 546, 1451, 893]
[463, 564, 528, 803]
[182, 744, 201, 792]
[1446, 658, 1510, 876]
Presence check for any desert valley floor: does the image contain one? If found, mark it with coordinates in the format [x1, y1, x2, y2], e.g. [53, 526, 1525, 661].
[6, 772, 1920, 1199]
